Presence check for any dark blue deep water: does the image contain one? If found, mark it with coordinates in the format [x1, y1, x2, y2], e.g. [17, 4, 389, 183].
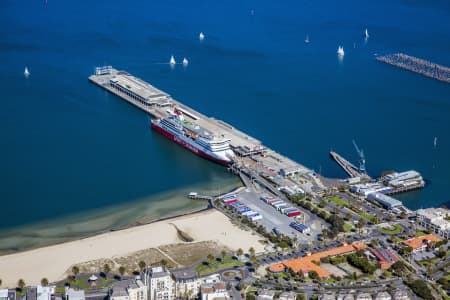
[1, 0, 450, 232]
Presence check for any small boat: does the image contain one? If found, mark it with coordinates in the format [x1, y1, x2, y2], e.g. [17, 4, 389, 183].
[24, 67, 30, 77]
[365, 28, 369, 38]
[199, 32, 205, 41]
[337, 46, 345, 56]
[434, 137, 438, 148]
[305, 35, 310, 43]
[169, 55, 176, 65]
[182, 57, 189, 66]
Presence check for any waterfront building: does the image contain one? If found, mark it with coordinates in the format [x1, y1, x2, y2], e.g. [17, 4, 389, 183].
[256, 290, 275, 300]
[278, 292, 296, 300]
[0, 290, 15, 300]
[200, 282, 229, 300]
[110, 279, 147, 300]
[36, 286, 55, 300]
[401, 234, 442, 253]
[319, 295, 336, 300]
[350, 183, 391, 197]
[143, 267, 175, 300]
[366, 192, 402, 210]
[374, 292, 392, 300]
[416, 207, 450, 239]
[383, 171, 425, 190]
[65, 288, 85, 300]
[171, 268, 201, 299]
[392, 290, 410, 300]
[356, 293, 372, 300]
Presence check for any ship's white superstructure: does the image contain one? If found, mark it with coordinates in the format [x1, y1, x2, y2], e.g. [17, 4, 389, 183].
[151, 109, 234, 165]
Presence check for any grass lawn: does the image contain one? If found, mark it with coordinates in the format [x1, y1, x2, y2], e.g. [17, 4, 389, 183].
[343, 223, 353, 232]
[415, 231, 427, 237]
[359, 211, 376, 223]
[327, 196, 348, 207]
[379, 224, 403, 235]
[195, 256, 244, 276]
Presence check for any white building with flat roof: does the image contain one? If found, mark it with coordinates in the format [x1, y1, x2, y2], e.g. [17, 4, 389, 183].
[367, 192, 403, 209]
[65, 288, 85, 300]
[37, 286, 55, 300]
[171, 268, 201, 299]
[200, 282, 229, 300]
[143, 267, 175, 300]
[417, 207, 450, 239]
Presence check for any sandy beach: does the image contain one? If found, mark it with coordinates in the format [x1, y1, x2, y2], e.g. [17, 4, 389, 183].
[0, 209, 263, 288]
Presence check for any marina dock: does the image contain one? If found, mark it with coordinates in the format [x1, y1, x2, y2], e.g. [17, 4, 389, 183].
[376, 53, 450, 84]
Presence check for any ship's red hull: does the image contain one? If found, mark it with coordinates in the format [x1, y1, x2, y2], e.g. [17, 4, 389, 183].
[151, 122, 231, 167]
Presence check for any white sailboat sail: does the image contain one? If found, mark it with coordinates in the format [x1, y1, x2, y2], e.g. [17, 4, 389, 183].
[169, 55, 176, 65]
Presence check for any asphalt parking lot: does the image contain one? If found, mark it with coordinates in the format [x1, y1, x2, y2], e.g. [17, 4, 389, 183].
[236, 190, 323, 241]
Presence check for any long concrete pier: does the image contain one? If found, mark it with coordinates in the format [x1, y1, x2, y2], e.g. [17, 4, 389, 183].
[329, 151, 366, 179]
[376, 53, 450, 84]
[89, 66, 322, 195]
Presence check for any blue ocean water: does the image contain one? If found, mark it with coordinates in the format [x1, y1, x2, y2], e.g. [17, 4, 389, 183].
[1, 0, 449, 233]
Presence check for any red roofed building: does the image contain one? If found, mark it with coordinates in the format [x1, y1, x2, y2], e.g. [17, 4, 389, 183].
[371, 247, 399, 270]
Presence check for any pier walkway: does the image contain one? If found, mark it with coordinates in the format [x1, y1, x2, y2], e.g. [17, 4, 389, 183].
[89, 67, 263, 154]
[329, 151, 365, 178]
[376, 53, 450, 84]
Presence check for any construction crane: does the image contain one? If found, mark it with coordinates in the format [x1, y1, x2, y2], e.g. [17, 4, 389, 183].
[352, 140, 366, 174]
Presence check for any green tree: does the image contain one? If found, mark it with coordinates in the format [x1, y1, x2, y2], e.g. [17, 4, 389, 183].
[249, 247, 255, 257]
[308, 270, 319, 280]
[237, 248, 244, 257]
[221, 250, 227, 261]
[17, 279, 26, 290]
[297, 293, 307, 300]
[0, 278, 2, 287]
[138, 260, 146, 271]
[160, 259, 168, 266]
[319, 199, 327, 208]
[206, 254, 214, 262]
[40, 278, 49, 286]
[399, 246, 413, 256]
[103, 264, 111, 276]
[71, 266, 80, 277]
[344, 212, 352, 221]
[118, 266, 126, 277]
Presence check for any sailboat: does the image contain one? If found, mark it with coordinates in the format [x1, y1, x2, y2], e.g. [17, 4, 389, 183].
[24, 67, 30, 77]
[169, 55, 176, 65]
[337, 46, 345, 56]
[365, 28, 369, 39]
[305, 35, 310, 43]
[199, 32, 205, 41]
[182, 57, 189, 66]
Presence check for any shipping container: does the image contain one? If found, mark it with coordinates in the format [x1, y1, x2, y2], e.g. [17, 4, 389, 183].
[287, 211, 301, 217]
[241, 210, 256, 216]
[273, 202, 287, 208]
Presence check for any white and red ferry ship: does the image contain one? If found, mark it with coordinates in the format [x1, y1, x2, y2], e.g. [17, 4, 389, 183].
[151, 109, 235, 166]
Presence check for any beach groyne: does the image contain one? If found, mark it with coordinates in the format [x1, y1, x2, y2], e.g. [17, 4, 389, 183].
[376, 53, 450, 84]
